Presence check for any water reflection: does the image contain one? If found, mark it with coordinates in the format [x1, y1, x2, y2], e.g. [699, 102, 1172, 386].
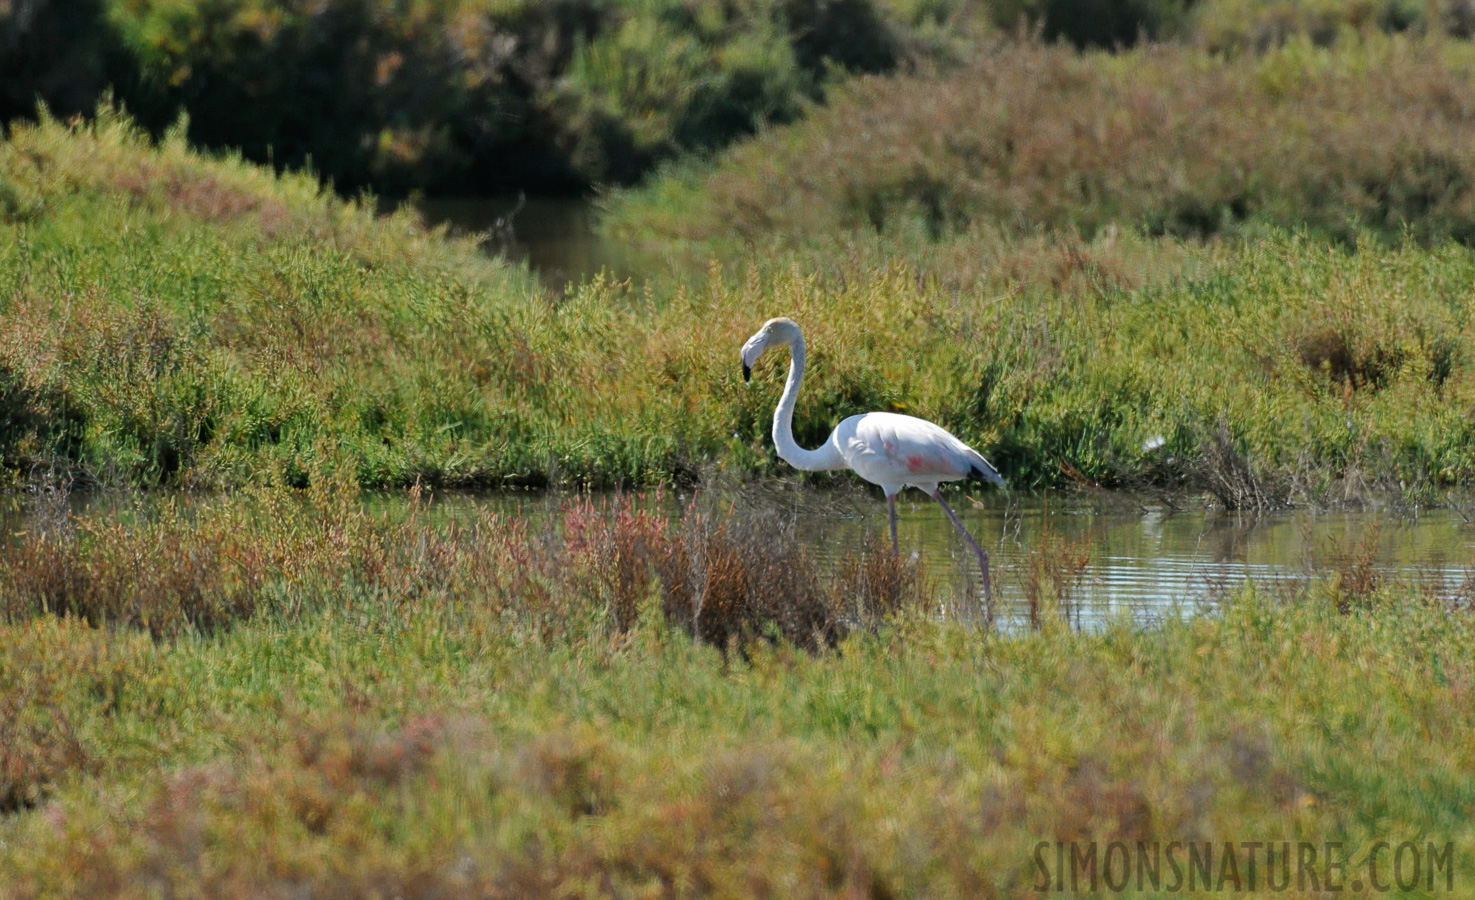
[419, 487, 1475, 629]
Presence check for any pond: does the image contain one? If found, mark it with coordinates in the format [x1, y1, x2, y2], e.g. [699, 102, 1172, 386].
[410, 195, 626, 286]
[5, 483, 1471, 631]
[19, 484, 1446, 630]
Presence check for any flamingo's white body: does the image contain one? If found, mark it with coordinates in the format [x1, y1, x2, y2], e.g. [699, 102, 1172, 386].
[741, 317, 1005, 594]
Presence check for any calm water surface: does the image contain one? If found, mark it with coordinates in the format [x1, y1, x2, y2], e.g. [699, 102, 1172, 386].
[6, 483, 1472, 630]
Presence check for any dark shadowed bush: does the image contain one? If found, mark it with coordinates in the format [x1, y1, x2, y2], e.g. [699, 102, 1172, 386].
[12, 0, 1475, 194]
[0, 0, 127, 125]
[2, 0, 959, 194]
[991, 0, 1194, 47]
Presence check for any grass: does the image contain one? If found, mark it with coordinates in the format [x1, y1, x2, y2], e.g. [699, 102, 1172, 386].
[8, 108, 1475, 500]
[0, 108, 687, 490]
[0, 483, 1473, 896]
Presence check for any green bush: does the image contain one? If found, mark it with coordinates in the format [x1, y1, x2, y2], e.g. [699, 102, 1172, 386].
[991, 0, 1194, 47]
[548, 14, 807, 184]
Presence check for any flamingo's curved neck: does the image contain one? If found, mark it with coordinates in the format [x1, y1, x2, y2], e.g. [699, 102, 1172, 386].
[773, 334, 843, 471]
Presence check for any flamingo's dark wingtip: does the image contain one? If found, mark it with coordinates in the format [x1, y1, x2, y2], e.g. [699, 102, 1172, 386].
[971, 463, 1006, 488]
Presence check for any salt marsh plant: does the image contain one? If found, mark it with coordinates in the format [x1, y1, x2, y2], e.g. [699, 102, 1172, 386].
[1, 501, 1473, 894]
[0, 482, 927, 648]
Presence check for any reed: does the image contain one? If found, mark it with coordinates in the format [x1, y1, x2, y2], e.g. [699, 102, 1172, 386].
[0, 482, 928, 653]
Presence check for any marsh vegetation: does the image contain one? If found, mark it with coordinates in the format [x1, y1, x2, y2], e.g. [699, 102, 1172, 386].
[5, 101, 1475, 502]
[7, 4, 1475, 894]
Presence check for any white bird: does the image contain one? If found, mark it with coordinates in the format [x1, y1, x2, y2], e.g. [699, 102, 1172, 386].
[741, 317, 1006, 596]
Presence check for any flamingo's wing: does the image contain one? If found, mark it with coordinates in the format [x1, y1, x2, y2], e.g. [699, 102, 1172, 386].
[834, 412, 1004, 489]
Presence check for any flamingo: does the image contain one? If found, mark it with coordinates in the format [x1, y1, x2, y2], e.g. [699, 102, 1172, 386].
[741, 317, 1006, 597]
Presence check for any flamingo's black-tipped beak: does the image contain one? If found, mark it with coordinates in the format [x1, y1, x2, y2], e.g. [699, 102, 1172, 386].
[742, 363, 751, 383]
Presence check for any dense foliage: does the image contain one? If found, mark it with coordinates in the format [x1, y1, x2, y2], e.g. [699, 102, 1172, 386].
[3, 0, 953, 194]
[8, 0, 1475, 194]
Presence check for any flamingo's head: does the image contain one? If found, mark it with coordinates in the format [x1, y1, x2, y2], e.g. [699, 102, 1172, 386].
[741, 317, 801, 383]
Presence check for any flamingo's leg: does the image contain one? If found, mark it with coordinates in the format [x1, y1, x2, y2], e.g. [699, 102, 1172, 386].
[930, 489, 992, 603]
[887, 493, 899, 554]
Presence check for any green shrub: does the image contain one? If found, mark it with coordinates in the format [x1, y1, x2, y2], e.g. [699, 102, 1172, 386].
[548, 15, 807, 184]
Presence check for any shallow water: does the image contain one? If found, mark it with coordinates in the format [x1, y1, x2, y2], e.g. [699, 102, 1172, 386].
[402, 486, 1475, 629]
[8, 485, 1472, 630]
[410, 195, 625, 286]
